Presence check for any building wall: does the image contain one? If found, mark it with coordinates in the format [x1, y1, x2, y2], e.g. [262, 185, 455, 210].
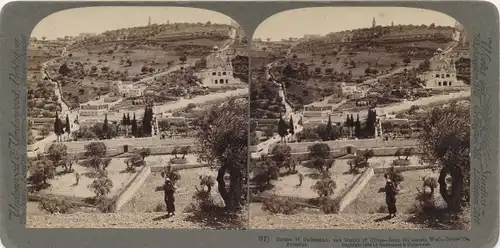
[421, 70, 465, 88]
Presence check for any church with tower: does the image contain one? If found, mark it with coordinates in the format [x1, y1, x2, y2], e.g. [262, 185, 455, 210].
[196, 46, 241, 88]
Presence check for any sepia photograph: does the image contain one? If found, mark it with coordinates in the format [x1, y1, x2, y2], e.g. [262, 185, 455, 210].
[249, 7, 471, 230]
[26, 6, 249, 229]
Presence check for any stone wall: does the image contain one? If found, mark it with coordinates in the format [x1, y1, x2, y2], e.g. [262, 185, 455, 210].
[150, 163, 208, 173]
[373, 165, 434, 174]
[253, 146, 421, 163]
[114, 164, 152, 211]
[55, 137, 196, 153]
[270, 139, 418, 153]
[338, 167, 375, 213]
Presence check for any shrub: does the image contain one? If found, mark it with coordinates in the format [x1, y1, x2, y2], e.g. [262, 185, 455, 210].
[312, 177, 337, 198]
[261, 196, 299, 215]
[199, 175, 215, 193]
[184, 175, 217, 215]
[422, 176, 438, 195]
[320, 198, 340, 214]
[38, 197, 76, 214]
[409, 189, 437, 217]
[88, 175, 113, 197]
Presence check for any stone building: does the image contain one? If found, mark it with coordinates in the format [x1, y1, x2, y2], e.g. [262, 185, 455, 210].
[419, 55, 467, 89]
[109, 81, 144, 98]
[78, 103, 109, 117]
[337, 82, 367, 99]
[197, 47, 239, 87]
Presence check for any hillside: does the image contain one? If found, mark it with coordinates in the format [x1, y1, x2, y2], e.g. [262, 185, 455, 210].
[261, 25, 457, 108]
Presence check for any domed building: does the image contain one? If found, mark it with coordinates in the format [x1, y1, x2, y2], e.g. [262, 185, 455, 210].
[419, 54, 467, 89]
[197, 47, 239, 87]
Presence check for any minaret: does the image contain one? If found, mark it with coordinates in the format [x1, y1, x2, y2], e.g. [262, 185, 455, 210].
[372, 17, 376, 28]
[148, 15, 151, 26]
[391, 21, 394, 27]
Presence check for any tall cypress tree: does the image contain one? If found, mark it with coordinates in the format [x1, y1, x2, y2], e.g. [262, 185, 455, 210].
[354, 114, 361, 138]
[344, 115, 350, 128]
[277, 114, 288, 143]
[65, 115, 71, 134]
[126, 113, 131, 126]
[365, 109, 376, 138]
[122, 113, 127, 126]
[142, 107, 148, 136]
[289, 116, 295, 135]
[131, 113, 137, 137]
[326, 115, 333, 140]
[103, 114, 109, 139]
[54, 112, 61, 142]
[147, 107, 154, 136]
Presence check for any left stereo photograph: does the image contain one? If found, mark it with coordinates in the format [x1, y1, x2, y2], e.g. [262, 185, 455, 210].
[25, 6, 250, 229]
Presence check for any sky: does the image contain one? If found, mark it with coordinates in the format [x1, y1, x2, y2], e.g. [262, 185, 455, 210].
[253, 7, 459, 41]
[31, 7, 234, 39]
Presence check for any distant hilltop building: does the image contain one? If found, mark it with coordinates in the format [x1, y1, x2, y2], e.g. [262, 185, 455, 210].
[150, 26, 228, 42]
[303, 34, 321, 41]
[197, 46, 240, 88]
[419, 53, 467, 89]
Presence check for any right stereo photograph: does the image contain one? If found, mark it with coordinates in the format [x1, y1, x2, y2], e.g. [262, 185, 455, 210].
[249, 7, 471, 230]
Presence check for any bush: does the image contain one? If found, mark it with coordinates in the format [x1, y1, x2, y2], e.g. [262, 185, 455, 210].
[320, 198, 340, 214]
[261, 196, 299, 215]
[423, 176, 438, 195]
[88, 176, 113, 197]
[184, 176, 217, 217]
[312, 177, 337, 198]
[38, 197, 76, 214]
[408, 189, 438, 217]
[97, 197, 116, 213]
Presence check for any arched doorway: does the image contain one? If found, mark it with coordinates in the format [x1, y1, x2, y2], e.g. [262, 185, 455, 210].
[124, 145, 129, 153]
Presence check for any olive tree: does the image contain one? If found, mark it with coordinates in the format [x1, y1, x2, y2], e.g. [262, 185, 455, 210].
[418, 101, 470, 211]
[196, 98, 248, 211]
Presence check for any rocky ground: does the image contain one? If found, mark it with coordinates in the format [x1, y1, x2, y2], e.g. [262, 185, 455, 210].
[27, 211, 468, 230]
[250, 213, 427, 229]
[27, 212, 219, 229]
